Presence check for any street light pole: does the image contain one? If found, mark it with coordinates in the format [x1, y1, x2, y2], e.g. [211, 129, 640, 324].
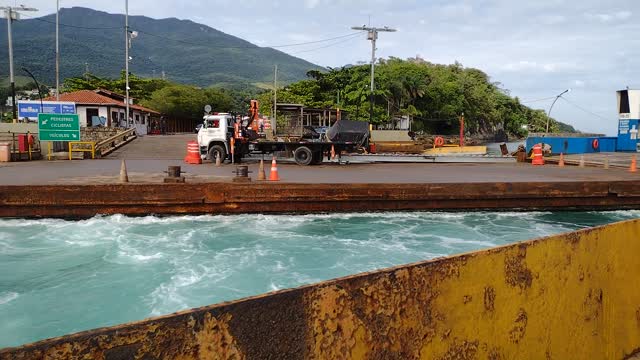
[546, 89, 570, 133]
[22, 67, 43, 113]
[1, 5, 38, 121]
[55, 0, 59, 101]
[351, 25, 396, 124]
[125, 0, 130, 128]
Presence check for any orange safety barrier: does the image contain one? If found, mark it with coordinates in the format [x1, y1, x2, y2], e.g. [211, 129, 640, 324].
[531, 143, 544, 166]
[184, 141, 202, 165]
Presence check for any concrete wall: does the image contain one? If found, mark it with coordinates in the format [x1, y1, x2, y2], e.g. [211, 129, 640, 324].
[3, 218, 640, 359]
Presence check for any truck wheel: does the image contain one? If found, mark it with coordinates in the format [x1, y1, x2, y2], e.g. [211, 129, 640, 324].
[294, 146, 314, 166]
[208, 145, 226, 163]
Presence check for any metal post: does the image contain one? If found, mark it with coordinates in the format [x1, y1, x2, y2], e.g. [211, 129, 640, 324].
[546, 89, 570, 133]
[6, 8, 16, 121]
[125, 0, 130, 128]
[55, 0, 59, 101]
[459, 113, 465, 147]
[369, 30, 376, 124]
[273, 64, 277, 134]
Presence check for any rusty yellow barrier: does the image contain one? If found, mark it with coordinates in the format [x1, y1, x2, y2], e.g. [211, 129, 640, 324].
[2, 219, 640, 359]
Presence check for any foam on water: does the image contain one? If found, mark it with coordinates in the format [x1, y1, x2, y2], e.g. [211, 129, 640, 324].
[0, 210, 639, 348]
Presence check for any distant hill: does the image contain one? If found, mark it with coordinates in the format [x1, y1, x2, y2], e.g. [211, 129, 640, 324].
[0, 7, 322, 87]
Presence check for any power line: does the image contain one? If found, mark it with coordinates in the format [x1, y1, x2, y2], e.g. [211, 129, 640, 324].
[291, 33, 363, 54]
[131, 29, 364, 50]
[559, 97, 610, 121]
[19, 13, 121, 29]
[520, 96, 557, 104]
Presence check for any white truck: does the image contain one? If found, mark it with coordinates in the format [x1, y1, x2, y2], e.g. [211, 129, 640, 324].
[197, 102, 368, 165]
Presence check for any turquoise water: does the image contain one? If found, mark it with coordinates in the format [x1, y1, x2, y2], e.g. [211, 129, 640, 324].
[1, 210, 639, 348]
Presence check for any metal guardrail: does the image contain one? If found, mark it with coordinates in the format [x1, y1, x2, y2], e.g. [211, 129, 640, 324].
[95, 128, 137, 156]
[68, 142, 95, 160]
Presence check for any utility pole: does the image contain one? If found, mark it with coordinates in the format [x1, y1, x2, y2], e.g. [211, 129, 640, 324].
[1, 5, 38, 121]
[125, 0, 130, 128]
[273, 64, 278, 132]
[351, 25, 396, 124]
[55, 0, 59, 101]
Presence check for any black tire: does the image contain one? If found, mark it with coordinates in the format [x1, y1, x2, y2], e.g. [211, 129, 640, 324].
[294, 146, 314, 166]
[208, 145, 226, 163]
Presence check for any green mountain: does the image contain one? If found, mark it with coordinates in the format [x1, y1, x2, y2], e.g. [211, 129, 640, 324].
[0, 7, 322, 87]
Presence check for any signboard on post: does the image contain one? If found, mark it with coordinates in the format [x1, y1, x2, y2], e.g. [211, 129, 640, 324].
[18, 101, 76, 121]
[38, 114, 80, 141]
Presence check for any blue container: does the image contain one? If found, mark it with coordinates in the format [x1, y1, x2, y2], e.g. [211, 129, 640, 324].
[526, 136, 617, 155]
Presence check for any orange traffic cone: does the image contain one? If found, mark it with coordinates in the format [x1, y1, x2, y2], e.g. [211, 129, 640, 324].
[558, 153, 565, 167]
[631, 155, 637, 173]
[269, 157, 280, 181]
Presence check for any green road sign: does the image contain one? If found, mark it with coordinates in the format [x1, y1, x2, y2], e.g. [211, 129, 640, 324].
[38, 113, 80, 141]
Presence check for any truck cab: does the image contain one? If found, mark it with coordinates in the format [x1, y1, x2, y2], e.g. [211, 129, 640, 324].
[198, 113, 235, 161]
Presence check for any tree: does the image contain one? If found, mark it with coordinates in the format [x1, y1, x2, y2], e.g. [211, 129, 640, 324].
[141, 85, 233, 120]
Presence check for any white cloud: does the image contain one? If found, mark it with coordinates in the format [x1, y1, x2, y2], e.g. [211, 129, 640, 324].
[574, 80, 585, 87]
[502, 61, 579, 73]
[585, 10, 632, 22]
[304, 0, 321, 9]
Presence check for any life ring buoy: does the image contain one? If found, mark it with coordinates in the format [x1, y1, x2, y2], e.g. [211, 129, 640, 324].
[592, 139, 599, 150]
[434, 136, 445, 147]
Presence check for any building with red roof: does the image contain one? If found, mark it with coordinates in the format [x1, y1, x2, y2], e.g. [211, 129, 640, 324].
[45, 89, 163, 135]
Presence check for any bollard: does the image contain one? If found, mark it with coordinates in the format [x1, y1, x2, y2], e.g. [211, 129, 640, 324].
[558, 153, 565, 167]
[164, 165, 185, 183]
[604, 156, 610, 170]
[631, 155, 637, 173]
[119, 160, 129, 183]
[215, 153, 221, 167]
[579, 155, 585, 168]
[258, 159, 266, 181]
[232, 165, 252, 183]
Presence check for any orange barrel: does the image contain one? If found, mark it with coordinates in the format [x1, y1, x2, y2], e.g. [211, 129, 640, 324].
[184, 141, 202, 164]
[531, 143, 545, 166]
[369, 143, 377, 154]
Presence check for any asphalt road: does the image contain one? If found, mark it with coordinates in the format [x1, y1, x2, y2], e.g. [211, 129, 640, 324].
[1, 134, 639, 185]
[1, 158, 639, 185]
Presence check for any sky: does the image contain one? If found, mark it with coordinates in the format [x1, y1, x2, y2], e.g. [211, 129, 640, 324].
[6, 0, 640, 135]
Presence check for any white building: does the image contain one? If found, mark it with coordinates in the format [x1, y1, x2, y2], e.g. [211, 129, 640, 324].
[45, 89, 160, 135]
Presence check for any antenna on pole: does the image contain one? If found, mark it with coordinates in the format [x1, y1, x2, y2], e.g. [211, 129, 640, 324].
[351, 25, 396, 124]
[1, 4, 39, 121]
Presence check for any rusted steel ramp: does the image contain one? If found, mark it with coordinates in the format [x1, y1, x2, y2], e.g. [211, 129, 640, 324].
[2, 219, 640, 359]
[1, 181, 640, 218]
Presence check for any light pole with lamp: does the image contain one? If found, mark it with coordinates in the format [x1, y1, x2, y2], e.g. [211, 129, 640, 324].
[546, 89, 570, 133]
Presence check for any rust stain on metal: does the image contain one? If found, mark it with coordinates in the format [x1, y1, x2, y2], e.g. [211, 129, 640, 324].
[435, 340, 479, 360]
[508, 309, 528, 344]
[504, 244, 533, 290]
[484, 287, 496, 312]
[583, 288, 604, 322]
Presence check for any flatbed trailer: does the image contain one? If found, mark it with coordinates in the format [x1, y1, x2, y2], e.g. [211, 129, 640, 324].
[249, 141, 357, 165]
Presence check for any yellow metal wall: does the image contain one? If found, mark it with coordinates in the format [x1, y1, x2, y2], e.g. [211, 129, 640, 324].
[3, 219, 640, 359]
